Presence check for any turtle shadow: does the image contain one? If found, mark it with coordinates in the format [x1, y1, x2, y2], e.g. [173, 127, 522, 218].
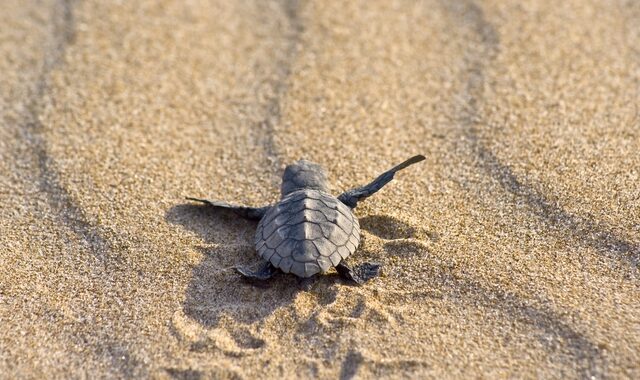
[359, 215, 417, 240]
[360, 215, 439, 242]
[166, 203, 303, 328]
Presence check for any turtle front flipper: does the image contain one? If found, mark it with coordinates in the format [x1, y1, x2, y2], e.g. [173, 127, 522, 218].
[235, 260, 278, 281]
[337, 155, 425, 209]
[336, 262, 381, 285]
[186, 197, 270, 221]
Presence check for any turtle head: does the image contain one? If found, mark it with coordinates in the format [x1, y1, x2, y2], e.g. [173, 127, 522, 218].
[281, 159, 329, 196]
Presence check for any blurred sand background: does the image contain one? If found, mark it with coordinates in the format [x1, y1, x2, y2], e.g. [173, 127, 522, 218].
[1, 0, 639, 378]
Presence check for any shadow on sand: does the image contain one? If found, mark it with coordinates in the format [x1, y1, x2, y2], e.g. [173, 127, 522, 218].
[166, 203, 298, 327]
[359, 215, 417, 240]
[165, 203, 347, 328]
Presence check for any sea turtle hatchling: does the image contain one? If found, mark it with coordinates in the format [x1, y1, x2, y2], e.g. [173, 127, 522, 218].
[187, 155, 425, 284]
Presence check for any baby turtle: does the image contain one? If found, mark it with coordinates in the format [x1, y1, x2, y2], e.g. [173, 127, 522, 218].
[187, 155, 425, 284]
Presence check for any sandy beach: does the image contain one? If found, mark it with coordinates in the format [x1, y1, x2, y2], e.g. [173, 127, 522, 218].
[1, 0, 639, 378]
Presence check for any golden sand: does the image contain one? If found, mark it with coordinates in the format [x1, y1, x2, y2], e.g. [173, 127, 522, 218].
[1, 0, 638, 378]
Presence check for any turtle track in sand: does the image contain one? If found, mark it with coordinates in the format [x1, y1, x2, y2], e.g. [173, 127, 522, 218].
[249, 0, 305, 181]
[19, 0, 113, 262]
[7, 0, 142, 376]
[443, 0, 639, 271]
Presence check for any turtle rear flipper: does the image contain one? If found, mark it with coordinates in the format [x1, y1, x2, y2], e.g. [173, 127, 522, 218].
[236, 260, 278, 280]
[336, 262, 381, 285]
[186, 197, 270, 221]
[337, 155, 425, 209]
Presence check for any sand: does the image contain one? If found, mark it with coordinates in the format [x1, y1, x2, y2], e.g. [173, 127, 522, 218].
[1, 0, 638, 378]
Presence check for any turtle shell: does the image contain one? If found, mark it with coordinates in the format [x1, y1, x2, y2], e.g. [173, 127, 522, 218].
[255, 189, 361, 278]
